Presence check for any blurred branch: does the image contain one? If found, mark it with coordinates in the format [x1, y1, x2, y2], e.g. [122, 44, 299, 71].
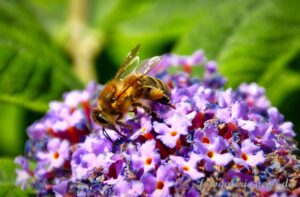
[65, 0, 102, 83]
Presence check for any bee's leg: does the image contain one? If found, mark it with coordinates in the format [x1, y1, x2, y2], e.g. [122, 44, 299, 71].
[132, 102, 159, 119]
[105, 121, 127, 138]
[112, 126, 127, 138]
[102, 127, 113, 142]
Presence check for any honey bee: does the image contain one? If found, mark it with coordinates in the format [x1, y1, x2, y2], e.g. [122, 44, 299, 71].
[92, 45, 172, 139]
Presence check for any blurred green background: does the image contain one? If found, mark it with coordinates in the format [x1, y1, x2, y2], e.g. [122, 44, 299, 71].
[0, 0, 300, 158]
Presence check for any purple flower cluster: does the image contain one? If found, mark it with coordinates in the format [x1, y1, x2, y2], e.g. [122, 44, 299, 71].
[15, 50, 300, 196]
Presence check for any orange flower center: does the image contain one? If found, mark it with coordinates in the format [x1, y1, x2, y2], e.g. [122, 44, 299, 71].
[156, 181, 165, 190]
[183, 165, 190, 171]
[145, 157, 152, 165]
[170, 131, 178, 137]
[241, 153, 248, 161]
[53, 152, 60, 159]
[207, 151, 214, 158]
[201, 137, 210, 144]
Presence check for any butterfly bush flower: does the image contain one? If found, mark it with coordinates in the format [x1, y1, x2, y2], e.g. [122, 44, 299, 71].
[114, 180, 144, 197]
[153, 113, 192, 148]
[194, 134, 234, 171]
[131, 139, 160, 173]
[15, 50, 300, 196]
[141, 165, 176, 196]
[15, 156, 33, 189]
[37, 138, 70, 170]
[233, 139, 265, 167]
[170, 152, 204, 180]
[129, 116, 153, 140]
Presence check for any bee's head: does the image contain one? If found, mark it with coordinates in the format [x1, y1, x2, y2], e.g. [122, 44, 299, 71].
[92, 109, 109, 125]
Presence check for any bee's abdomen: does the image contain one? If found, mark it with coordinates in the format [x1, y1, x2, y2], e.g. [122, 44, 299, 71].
[138, 76, 170, 104]
[143, 76, 170, 94]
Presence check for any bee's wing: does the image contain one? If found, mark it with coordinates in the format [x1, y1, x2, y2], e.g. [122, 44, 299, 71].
[135, 56, 163, 76]
[114, 44, 140, 81]
[115, 56, 163, 100]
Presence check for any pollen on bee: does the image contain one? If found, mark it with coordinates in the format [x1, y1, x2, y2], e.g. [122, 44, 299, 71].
[111, 102, 117, 109]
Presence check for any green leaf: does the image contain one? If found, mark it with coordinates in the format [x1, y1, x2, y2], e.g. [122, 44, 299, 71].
[0, 158, 35, 196]
[0, 158, 18, 184]
[0, 104, 26, 156]
[217, 0, 300, 86]
[23, 0, 68, 40]
[106, 0, 221, 62]
[174, 0, 260, 58]
[0, 184, 34, 197]
[0, 0, 83, 112]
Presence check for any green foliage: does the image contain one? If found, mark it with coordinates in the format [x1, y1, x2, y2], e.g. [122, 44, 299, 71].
[0, 158, 34, 196]
[0, 104, 26, 156]
[0, 0, 82, 112]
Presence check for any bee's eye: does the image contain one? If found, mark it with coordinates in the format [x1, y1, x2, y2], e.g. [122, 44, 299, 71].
[92, 110, 108, 124]
[97, 115, 107, 124]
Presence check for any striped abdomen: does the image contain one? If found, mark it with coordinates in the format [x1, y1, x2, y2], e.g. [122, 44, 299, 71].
[136, 76, 171, 105]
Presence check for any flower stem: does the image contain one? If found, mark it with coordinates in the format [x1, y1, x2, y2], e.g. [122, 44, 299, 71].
[67, 0, 102, 83]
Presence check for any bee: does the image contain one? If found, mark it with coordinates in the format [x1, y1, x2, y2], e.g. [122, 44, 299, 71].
[92, 45, 172, 140]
